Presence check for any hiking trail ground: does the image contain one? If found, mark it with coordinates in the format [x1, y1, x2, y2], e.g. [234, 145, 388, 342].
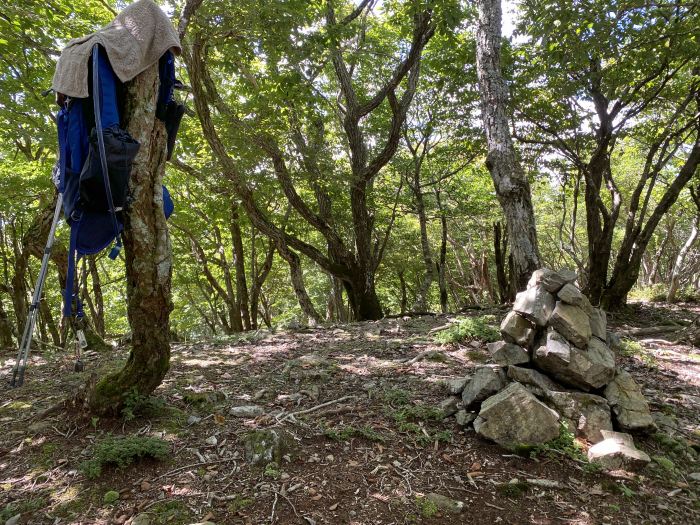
[1, 303, 699, 524]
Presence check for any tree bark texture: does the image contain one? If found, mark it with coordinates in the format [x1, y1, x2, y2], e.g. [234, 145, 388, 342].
[86, 63, 173, 415]
[476, 0, 540, 291]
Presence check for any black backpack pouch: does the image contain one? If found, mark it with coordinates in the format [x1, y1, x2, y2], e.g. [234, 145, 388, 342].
[79, 125, 140, 213]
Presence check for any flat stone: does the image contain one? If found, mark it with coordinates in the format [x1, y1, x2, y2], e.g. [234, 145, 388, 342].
[545, 391, 612, 443]
[455, 409, 477, 427]
[500, 311, 536, 347]
[424, 493, 464, 514]
[533, 330, 614, 390]
[474, 382, 560, 450]
[461, 365, 508, 408]
[439, 397, 460, 417]
[589, 308, 607, 341]
[528, 268, 556, 289]
[5, 515, 21, 525]
[688, 472, 700, 482]
[549, 302, 591, 349]
[513, 285, 555, 326]
[446, 377, 469, 395]
[556, 269, 578, 284]
[229, 405, 264, 418]
[557, 283, 584, 307]
[588, 431, 650, 470]
[506, 365, 564, 397]
[604, 369, 655, 432]
[487, 341, 530, 366]
[187, 415, 202, 425]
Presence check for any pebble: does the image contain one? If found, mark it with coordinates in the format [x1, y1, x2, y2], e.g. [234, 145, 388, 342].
[205, 436, 218, 446]
[689, 472, 700, 482]
[5, 515, 21, 525]
[187, 415, 202, 425]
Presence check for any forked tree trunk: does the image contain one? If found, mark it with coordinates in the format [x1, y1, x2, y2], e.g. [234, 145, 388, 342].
[85, 63, 173, 416]
[667, 216, 699, 302]
[476, 0, 540, 290]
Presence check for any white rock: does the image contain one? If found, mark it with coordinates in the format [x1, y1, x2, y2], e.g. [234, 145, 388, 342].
[549, 302, 591, 349]
[604, 369, 655, 432]
[500, 311, 536, 347]
[587, 430, 650, 470]
[487, 341, 530, 366]
[474, 382, 560, 449]
[513, 285, 555, 326]
[461, 365, 508, 408]
[229, 405, 264, 418]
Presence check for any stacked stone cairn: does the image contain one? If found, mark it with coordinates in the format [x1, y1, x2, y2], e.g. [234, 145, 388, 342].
[443, 268, 655, 470]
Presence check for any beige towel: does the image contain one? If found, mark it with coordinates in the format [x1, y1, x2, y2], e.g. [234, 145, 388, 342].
[52, 0, 181, 98]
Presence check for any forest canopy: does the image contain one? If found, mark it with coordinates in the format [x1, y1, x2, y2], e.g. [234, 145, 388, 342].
[0, 0, 698, 342]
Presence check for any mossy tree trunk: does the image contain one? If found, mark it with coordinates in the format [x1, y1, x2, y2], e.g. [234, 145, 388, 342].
[85, 62, 173, 416]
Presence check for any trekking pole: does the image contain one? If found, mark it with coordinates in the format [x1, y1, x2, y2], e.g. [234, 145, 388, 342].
[10, 193, 64, 387]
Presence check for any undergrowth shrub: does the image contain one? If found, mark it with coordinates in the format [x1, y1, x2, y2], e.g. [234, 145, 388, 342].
[435, 316, 500, 344]
[80, 435, 170, 479]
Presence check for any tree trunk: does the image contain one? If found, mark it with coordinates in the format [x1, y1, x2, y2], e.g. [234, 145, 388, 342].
[0, 299, 14, 347]
[476, 0, 540, 291]
[85, 62, 173, 416]
[230, 202, 251, 330]
[667, 216, 699, 302]
[493, 222, 512, 303]
[277, 244, 322, 325]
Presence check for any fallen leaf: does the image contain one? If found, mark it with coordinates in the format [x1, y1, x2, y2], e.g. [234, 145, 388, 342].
[470, 461, 481, 471]
[329, 503, 338, 510]
[311, 494, 322, 501]
[214, 413, 226, 425]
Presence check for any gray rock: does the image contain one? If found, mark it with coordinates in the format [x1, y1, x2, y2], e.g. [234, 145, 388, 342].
[528, 268, 573, 293]
[474, 382, 560, 449]
[187, 415, 202, 425]
[500, 311, 536, 347]
[229, 405, 264, 418]
[439, 397, 460, 417]
[243, 429, 291, 465]
[534, 330, 614, 390]
[604, 369, 655, 432]
[507, 365, 564, 397]
[513, 285, 555, 326]
[689, 472, 700, 482]
[455, 409, 477, 427]
[589, 308, 607, 340]
[607, 331, 622, 350]
[461, 365, 508, 408]
[487, 341, 530, 366]
[5, 515, 21, 525]
[557, 283, 584, 307]
[26, 421, 51, 434]
[545, 391, 612, 443]
[587, 430, 650, 470]
[549, 302, 591, 349]
[446, 377, 469, 395]
[424, 493, 464, 514]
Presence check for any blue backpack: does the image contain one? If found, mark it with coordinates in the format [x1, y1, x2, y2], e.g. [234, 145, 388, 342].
[56, 45, 177, 319]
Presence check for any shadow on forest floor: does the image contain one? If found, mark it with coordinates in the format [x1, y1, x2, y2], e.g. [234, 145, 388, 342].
[0, 302, 698, 524]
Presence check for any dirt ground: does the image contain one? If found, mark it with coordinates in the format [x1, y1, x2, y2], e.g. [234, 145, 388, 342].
[0, 302, 699, 525]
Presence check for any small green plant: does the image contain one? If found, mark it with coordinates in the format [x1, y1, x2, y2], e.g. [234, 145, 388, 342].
[530, 423, 587, 463]
[324, 424, 387, 443]
[383, 387, 411, 406]
[228, 495, 253, 513]
[263, 461, 281, 479]
[435, 315, 500, 345]
[122, 387, 167, 421]
[618, 338, 657, 368]
[0, 497, 47, 520]
[415, 496, 438, 518]
[653, 455, 676, 473]
[103, 490, 120, 504]
[80, 435, 170, 479]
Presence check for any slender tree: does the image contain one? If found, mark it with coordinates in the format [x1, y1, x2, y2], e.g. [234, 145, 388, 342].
[475, 0, 541, 290]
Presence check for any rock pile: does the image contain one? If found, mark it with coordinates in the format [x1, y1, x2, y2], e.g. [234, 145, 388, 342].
[445, 268, 654, 467]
